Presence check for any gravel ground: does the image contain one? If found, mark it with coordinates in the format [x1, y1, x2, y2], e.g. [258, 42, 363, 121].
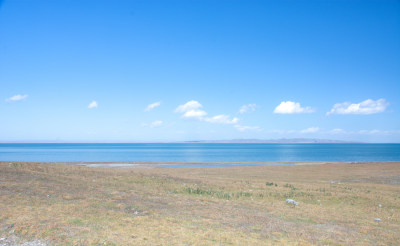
[0, 236, 47, 246]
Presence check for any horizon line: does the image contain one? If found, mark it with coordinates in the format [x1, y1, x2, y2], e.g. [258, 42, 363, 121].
[0, 140, 399, 144]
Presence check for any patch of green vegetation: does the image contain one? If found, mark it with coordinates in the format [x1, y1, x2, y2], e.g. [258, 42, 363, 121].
[93, 201, 118, 210]
[284, 183, 297, 190]
[235, 192, 252, 198]
[69, 218, 85, 226]
[182, 187, 272, 200]
[127, 205, 140, 210]
[184, 187, 232, 199]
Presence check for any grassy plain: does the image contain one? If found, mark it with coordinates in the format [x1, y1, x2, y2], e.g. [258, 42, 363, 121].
[1, 162, 400, 245]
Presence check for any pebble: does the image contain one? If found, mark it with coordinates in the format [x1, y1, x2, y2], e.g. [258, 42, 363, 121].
[374, 218, 381, 222]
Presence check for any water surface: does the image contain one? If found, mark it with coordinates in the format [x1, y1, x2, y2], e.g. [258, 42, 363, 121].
[0, 143, 399, 162]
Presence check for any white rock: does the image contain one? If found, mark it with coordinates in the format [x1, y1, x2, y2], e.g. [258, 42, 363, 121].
[286, 199, 299, 206]
[374, 218, 381, 222]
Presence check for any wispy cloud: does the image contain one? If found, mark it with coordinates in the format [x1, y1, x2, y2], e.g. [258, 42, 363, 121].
[330, 128, 346, 134]
[5, 94, 28, 102]
[204, 115, 239, 124]
[273, 101, 315, 114]
[268, 129, 296, 134]
[268, 128, 319, 134]
[234, 125, 262, 132]
[175, 100, 239, 124]
[88, 101, 98, 109]
[142, 120, 163, 128]
[268, 127, 400, 137]
[327, 99, 389, 115]
[239, 104, 257, 114]
[149, 120, 163, 128]
[300, 127, 320, 134]
[144, 101, 161, 112]
[329, 128, 400, 135]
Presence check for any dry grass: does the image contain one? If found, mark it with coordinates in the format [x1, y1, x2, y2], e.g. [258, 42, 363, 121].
[1, 161, 400, 245]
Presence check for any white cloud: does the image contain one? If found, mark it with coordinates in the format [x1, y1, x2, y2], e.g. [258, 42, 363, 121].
[175, 100, 240, 124]
[239, 104, 257, 114]
[300, 127, 320, 134]
[6, 94, 28, 102]
[175, 100, 203, 113]
[234, 125, 261, 132]
[88, 101, 98, 109]
[274, 101, 315, 114]
[182, 110, 208, 119]
[327, 98, 389, 115]
[144, 101, 161, 112]
[175, 100, 207, 119]
[204, 115, 239, 124]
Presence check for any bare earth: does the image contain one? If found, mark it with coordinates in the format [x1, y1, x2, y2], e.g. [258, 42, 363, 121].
[1, 161, 399, 245]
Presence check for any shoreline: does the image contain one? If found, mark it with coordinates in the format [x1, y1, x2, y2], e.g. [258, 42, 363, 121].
[1, 161, 399, 169]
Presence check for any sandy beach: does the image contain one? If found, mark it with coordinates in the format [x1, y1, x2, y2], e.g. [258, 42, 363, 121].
[1, 161, 399, 245]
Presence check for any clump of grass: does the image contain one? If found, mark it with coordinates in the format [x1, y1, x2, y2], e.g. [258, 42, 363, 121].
[69, 218, 85, 226]
[284, 183, 297, 190]
[266, 182, 277, 186]
[183, 187, 232, 199]
[182, 187, 261, 200]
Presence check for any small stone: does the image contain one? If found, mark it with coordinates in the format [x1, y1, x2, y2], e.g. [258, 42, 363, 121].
[374, 218, 381, 222]
[378, 204, 382, 208]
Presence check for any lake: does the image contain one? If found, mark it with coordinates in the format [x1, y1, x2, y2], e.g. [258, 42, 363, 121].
[0, 143, 399, 163]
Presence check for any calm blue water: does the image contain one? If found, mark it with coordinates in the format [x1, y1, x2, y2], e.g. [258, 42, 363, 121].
[0, 143, 399, 163]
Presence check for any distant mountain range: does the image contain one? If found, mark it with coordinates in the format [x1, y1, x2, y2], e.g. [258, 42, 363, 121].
[182, 138, 360, 143]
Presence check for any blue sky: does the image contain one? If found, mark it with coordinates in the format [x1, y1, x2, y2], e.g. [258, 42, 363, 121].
[1, 0, 399, 142]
